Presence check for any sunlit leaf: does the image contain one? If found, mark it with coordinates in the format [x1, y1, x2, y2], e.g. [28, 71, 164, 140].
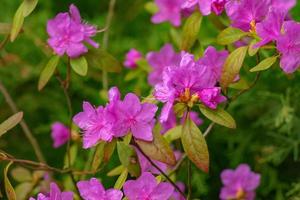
[11, 167, 32, 182]
[4, 162, 16, 200]
[199, 105, 236, 129]
[70, 56, 88, 76]
[248, 39, 259, 56]
[173, 103, 187, 118]
[15, 182, 32, 200]
[181, 116, 209, 173]
[250, 56, 278, 72]
[144, 2, 158, 14]
[23, 0, 38, 17]
[220, 46, 248, 89]
[107, 165, 126, 177]
[38, 55, 60, 91]
[10, 3, 25, 42]
[217, 27, 247, 45]
[228, 78, 250, 90]
[0, 23, 12, 34]
[136, 130, 176, 166]
[181, 11, 202, 50]
[103, 139, 116, 163]
[91, 142, 105, 171]
[164, 125, 182, 142]
[117, 141, 140, 177]
[114, 169, 128, 190]
[0, 112, 23, 137]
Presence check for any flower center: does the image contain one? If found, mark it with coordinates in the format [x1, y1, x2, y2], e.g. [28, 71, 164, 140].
[250, 20, 256, 33]
[179, 88, 199, 107]
[235, 188, 246, 200]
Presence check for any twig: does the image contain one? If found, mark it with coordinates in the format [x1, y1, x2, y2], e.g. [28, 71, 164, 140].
[203, 123, 215, 138]
[0, 80, 46, 163]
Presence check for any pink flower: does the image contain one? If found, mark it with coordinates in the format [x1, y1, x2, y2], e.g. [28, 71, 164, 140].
[271, 0, 296, 12]
[182, 0, 227, 16]
[123, 48, 143, 69]
[51, 122, 70, 148]
[123, 172, 174, 200]
[73, 102, 116, 149]
[220, 164, 260, 200]
[29, 182, 73, 200]
[77, 178, 123, 200]
[151, 0, 183, 27]
[146, 44, 181, 86]
[171, 182, 186, 200]
[198, 87, 227, 109]
[47, 4, 98, 58]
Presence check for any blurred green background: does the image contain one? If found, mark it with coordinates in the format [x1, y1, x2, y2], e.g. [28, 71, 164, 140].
[0, 0, 300, 199]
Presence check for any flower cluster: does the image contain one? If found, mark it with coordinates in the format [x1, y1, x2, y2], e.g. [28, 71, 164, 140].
[30, 182, 73, 200]
[47, 4, 99, 58]
[153, 46, 227, 122]
[220, 164, 261, 200]
[123, 48, 143, 69]
[51, 122, 70, 148]
[73, 87, 157, 148]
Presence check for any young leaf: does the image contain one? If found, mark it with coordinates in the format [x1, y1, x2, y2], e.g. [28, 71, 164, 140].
[0, 112, 23, 137]
[144, 2, 158, 14]
[181, 11, 202, 50]
[173, 103, 187, 118]
[136, 130, 176, 166]
[10, 3, 25, 42]
[164, 125, 182, 142]
[103, 139, 116, 163]
[250, 56, 278, 72]
[22, 0, 38, 17]
[91, 142, 105, 171]
[117, 141, 140, 177]
[38, 55, 60, 91]
[4, 161, 17, 200]
[11, 167, 32, 182]
[181, 116, 209, 173]
[248, 39, 259, 56]
[0, 23, 12, 34]
[114, 169, 128, 190]
[220, 46, 248, 89]
[15, 182, 32, 200]
[70, 56, 88, 76]
[217, 27, 247, 45]
[199, 105, 236, 129]
[63, 144, 78, 168]
[107, 165, 126, 177]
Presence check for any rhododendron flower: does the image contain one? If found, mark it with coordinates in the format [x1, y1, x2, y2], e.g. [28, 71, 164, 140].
[182, 0, 227, 16]
[51, 122, 70, 148]
[123, 48, 143, 69]
[225, 0, 270, 32]
[77, 178, 123, 200]
[30, 182, 73, 200]
[255, 10, 286, 48]
[198, 87, 227, 109]
[47, 4, 98, 58]
[151, 0, 183, 26]
[123, 172, 174, 200]
[220, 164, 260, 200]
[146, 44, 181, 86]
[271, 0, 296, 12]
[171, 182, 185, 200]
[276, 21, 300, 73]
[73, 102, 115, 149]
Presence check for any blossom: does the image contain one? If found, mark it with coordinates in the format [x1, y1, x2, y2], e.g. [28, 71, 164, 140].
[220, 164, 260, 200]
[77, 178, 123, 200]
[123, 172, 174, 200]
[113, 93, 158, 141]
[73, 102, 115, 149]
[47, 4, 98, 58]
[255, 9, 286, 48]
[182, 0, 227, 16]
[29, 182, 73, 200]
[171, 182, 185, 200]
[276, 21, 300, 73]
[198, 87, 227, 109]
[123, 49, 143, 69]
[271, 0, 296, 12]
[146, 44, 181, 86]
[51, 122, 70, 148]
[151, 0, 183, 26]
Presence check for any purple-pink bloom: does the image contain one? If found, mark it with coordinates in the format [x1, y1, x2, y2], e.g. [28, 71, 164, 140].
[73, 102, 115, 149]
[182, 0, 227, 16]
[171, 182, 186, 200]
[198, 87, 226, 109]
[77, 178, 123, 200]
[29, 182, 73, 200]
[276, 21, 300, 73]
[47, 4, 98, 58]
[271, 0, 296, 12]
[123, 49, 143, 69]
[51, 122, 70, 148]
[123, 172, 174, 200]
[151, 0, 183, 27]
[220, 164, 260, 200]
[147, 44, 181, 86]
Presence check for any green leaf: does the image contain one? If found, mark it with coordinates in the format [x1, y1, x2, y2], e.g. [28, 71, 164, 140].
[15, 182, 32, 200]
[22, 0, 38, 17]
[0, 23, 12, 34]
[86, 48, 122, 73]
[64, 144, 78, 168]
[0, 112, 23, 137]
[11, 167, 32, 182]
[136, 130, 176, 166]
[248, 39, 259, 56]
[164, 125, 182, 142]
[220, 46, 248, 89]
[38, 55, 60, 91]
[107, 165, 126, 177]
[114, 169, 128, 190]
[117, 141, 140, 177]
[144, 2, 158, 14]
[228, 78, 250, 90]
[217, 27, 247, 45]
[181, 11, 202, 50]
[103, 139, 116, 163]
[199, 105, 236, 129]
[250, 56, 278, 72]
[125, 70, 141, 81]
[173, 103, 187, 118]
[70, 56, 88, 76]
[4, 162, 17, 200]
[91, 142, 105, 171]
[181, 116, 209, 173]
[10, 3, 25, 42]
